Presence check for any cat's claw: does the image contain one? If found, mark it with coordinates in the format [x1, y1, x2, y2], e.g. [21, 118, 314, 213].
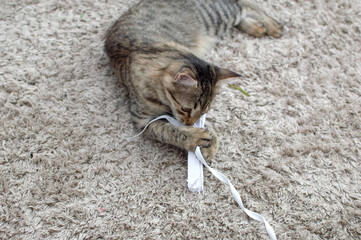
[199, 138, 211, 148]
[200, 129, 219, 162]
[182, 127, 212, 152]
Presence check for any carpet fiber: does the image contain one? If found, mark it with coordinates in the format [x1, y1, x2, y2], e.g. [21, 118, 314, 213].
[1, 0, 360, 239]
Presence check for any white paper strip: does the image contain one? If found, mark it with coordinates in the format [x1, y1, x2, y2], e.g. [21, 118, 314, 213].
[128, 115, 277, 240]
[193, 147, 277, 240]
[187, 114, 206, 192]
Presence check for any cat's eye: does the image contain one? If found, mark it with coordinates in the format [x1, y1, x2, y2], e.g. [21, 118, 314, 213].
[181, 106, 192, 113]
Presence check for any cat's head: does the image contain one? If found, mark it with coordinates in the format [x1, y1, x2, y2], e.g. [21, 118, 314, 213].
[164, 54, 240, 126]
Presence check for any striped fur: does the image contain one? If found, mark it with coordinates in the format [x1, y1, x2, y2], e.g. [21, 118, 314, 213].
[105, 0, 282, 161]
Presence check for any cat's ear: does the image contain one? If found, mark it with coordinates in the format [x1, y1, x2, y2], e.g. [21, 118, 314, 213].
[174, 72, 198, 88]
[215, 67, 241, 85]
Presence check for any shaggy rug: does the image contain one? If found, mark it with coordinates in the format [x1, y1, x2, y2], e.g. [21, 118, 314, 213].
[0, 0, 360, 239]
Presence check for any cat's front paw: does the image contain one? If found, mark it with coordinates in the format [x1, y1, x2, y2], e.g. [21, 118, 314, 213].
[200, 129, 219, 162]
[181, 127, 212, 152]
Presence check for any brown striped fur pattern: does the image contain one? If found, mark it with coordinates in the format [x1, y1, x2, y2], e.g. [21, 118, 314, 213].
[105, 0, 282, 161]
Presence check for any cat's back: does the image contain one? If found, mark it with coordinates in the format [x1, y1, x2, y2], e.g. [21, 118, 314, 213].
[105, 0, 242, 55]
[106, 0, 202, 48]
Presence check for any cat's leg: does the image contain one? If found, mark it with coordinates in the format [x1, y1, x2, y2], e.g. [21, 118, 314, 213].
[191, 35, 219, 58]
[237, 0, 283, 38]
[143, 121, 218, 161]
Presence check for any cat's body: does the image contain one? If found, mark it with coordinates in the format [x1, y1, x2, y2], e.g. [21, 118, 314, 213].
[105, 0, 282, 160]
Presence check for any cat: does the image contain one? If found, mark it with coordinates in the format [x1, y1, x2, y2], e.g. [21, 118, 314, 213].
[104, 0, 282, 161]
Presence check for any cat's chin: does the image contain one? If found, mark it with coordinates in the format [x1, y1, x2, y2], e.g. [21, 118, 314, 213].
[173, 115, 191, 126]
[181, 118, 198, 126]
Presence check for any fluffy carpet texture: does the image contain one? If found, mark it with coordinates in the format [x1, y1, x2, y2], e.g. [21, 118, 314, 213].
[0, 0, 360, 239]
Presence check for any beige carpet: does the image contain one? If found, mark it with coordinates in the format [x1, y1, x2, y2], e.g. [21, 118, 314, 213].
[1, 0, 360, 239]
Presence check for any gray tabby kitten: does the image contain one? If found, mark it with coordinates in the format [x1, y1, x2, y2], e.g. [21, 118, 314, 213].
[105, 0, 282, 161]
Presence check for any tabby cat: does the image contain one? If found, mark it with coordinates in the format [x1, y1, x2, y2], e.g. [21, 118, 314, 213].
[105, 0, 282, 161]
